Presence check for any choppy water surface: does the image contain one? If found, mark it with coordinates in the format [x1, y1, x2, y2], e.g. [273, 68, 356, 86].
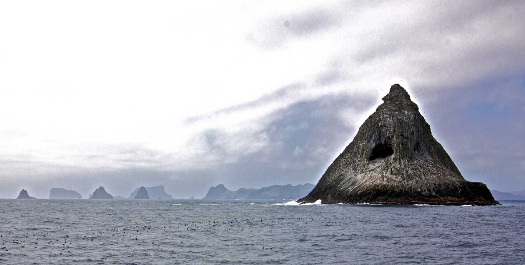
[0, 200, 523, 264]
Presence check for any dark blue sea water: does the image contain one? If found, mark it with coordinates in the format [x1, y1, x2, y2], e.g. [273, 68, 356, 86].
[0, 200, 523, 264]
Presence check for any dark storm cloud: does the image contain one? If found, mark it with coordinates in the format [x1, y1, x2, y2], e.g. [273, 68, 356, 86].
[196, 93, 376, 190]
[412, 75, 525, 191]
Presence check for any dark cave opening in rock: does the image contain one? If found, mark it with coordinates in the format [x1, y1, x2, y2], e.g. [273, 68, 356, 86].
[369, 143, 394, 161]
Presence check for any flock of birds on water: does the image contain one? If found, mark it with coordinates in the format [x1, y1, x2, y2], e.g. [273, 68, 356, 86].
[0, 207, 320, 261]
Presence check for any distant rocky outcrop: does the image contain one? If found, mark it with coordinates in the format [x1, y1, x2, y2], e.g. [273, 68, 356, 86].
[204, 184, 233, 200]
[128, 185, 172, 199]
[16, 189, 36, 199]
[89, 186, 114, 199]
[299, 84, 498, 205]
[490, 190, 525, 201]
[49, 188, 82, 199]
[513, 190, 525, 197]
[133, 186, 150, 199]
[204, 184, 315, 200]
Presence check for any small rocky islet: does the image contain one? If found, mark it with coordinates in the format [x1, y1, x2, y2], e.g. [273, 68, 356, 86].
[300, 84, 498, 205]
[49, 188, 82, 200]
[128, 185, 172, 199]
[89, 187, 114, 200]
[16, 189, 36, 199]
[133, 187, 150, 199]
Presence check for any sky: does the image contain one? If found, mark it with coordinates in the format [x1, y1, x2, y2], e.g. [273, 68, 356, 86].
[0, 0, 524, 199]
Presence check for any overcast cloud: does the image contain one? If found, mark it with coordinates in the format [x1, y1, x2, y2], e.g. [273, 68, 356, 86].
[0, 1, 524, 198]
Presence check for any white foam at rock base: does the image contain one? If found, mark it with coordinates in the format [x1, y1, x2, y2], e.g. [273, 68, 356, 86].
[272, 199, 322, 206]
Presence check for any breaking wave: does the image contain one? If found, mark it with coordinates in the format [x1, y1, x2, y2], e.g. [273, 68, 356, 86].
[273, 199, 322, 206]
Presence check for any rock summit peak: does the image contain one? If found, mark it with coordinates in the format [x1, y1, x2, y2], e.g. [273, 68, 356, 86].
[381, 84, 418, 110]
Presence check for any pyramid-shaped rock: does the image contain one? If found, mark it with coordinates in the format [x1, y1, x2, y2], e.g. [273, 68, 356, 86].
[299, 84, 498, 205]
[90, 186, 114, 199]
[16, 189, 36, 199]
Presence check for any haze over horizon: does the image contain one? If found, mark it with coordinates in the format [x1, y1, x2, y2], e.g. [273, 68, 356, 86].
[1, 1, 524, 199]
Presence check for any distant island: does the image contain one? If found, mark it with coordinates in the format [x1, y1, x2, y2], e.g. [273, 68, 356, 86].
[204, 183, 315, 200]
[490, 190, 525, 201]
[128, 185, 172, 199]
[133, 186, 150, 199]
[89, 186, 114, 199]
[16, 189, 36, 199]
[300, 84, 498, 205]
[49, 188, 82, 199]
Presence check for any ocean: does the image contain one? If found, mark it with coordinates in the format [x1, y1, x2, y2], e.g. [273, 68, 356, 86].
[0, 200, 523, 264]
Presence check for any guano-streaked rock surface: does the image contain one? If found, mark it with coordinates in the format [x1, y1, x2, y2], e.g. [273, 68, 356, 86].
[299, 84, 498, 205]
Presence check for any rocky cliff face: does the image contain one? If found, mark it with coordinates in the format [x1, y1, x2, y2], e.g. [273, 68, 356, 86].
[133, 186, 150, 199]
[89, 186, 114, 199]
[16, 189, 36, 199]
[299, 84, 498, 205]
[49, 188, 82, 199]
